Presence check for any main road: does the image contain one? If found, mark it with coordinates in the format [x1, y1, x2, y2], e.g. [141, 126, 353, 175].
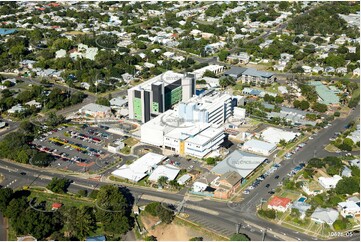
[0, 106, 359, 241]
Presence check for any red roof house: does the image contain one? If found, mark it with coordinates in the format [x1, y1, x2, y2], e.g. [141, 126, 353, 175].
[267, 196, 291, 212]
[48, 3, 60, 7]
[52, 203, 62, 210]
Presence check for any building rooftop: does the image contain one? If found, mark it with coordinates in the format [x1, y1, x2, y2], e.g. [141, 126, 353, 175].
[260, 127, 300, 144]
[224, 67, 247, 76]
[111, 152, 165, 182]
[211, 150, 266, 178]
[80, 103, 111, 113]
[268, 196, 292, 208]
[309, 81, 340, 105]
[242, 68, 274, 78]
[219, 171, 242, 187]
[243, 139, 277, 152]
[311, 207, 339, 224]
[128, 71, 183, 92]
[148, 164, 180, 182]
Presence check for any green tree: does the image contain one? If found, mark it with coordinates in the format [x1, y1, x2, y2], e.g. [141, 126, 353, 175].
[62, 206, 96, 240]
[218, 50, 230, 61]
[157, 176, 168, 187]
[307, 158, 325, 168]
[258, 209, 276, 219]
[343, 138, 354, 148]
[96, 185, 132, 235]
[335, 177, 360, 195]
[156, 204, 174, 224]
[219, 76, 235, 88]
[230, 233, 250, 241]
[96, 97, 111, 106]
[279, 1, 290, 10]
[46, 178, 71, 194]
[312, 102, 328, 113]
[0, 188, 14, 212]
[190, 237, 203, 241]
[145, 202, 159, 216]
[145, 235, 157, 241]
[333, 218, 349, 230]
[203, 70, 216, 78]
[299, 100, 310, 110]
[206, 157, 216, 165]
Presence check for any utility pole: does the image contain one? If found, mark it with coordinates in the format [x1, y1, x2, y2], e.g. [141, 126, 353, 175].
[262, 229, 267, 241]
[235, 223, 240, 234]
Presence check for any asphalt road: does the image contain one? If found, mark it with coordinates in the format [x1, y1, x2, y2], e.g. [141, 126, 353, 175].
[0, 119, 19, 140]
[0, 106, 359, 241]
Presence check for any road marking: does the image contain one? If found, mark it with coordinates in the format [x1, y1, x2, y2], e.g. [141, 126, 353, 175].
[246, 192, 258, 205]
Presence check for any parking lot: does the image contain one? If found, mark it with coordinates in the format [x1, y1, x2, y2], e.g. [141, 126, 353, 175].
[31, 124, 124, 173]
[163, 154, 208, 173]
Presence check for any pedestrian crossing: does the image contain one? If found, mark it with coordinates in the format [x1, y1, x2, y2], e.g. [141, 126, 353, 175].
[187, 213, 234, 238]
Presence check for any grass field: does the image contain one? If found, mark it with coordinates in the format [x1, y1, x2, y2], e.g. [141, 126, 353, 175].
[28, 188, 94, 209]
[123, 137, 139, 147]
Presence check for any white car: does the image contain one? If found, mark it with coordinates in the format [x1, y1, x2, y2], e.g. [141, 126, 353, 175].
[243, 190, 250, 194]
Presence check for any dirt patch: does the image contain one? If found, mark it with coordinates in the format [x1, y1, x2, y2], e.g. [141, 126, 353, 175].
[141, 214, 212, 241]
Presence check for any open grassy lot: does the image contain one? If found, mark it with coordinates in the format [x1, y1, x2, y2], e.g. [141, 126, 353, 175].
[123, 137, 139, 147]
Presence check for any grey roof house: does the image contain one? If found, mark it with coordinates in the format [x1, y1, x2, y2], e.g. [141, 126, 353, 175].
[311, 207, 339, 225]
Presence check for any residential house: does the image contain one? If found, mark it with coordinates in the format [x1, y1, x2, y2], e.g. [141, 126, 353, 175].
[227, 52, 250, 64]
[19, 59, 36, 69]
[55, 49, 67, 58]
[278, 86, 288, 94]
[25, 100, 42, 109]
[341, 166, 352, 177]
[312, 66, 324, 74]
[80, 82, 91, 90]
[163, 51, 175, 58]
[353, 68, 360, 76]
[302, 66, 312, 74]
[338, 199, 360, 218]
[347, 46, 357, 53]
[292, 201, 312, 219]
[301, 181, 323, 196]
[318, 175, 342, 190]
[7, 104, 25, 114]
[336, 67, 347, 75]
[311, 207, 339, 225]
[347, 125, 360, 144]
[259, 40, 273, 49]
[204, 42, 226, 54]
[267, 196, 292, 212]
[349, 159, 360, 168]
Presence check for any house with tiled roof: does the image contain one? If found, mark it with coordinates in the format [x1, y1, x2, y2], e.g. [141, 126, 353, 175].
[267, 196, 292, 212]
[51, 203, 62, 210]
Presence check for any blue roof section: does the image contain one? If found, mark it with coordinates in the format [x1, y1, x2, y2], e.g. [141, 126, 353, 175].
[0, 28, 17, 35]
[242, 68, 274, 78]
[250, 89, 262, 95]
[224, 67, 247, 76]
[86, 236, 106, 241]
